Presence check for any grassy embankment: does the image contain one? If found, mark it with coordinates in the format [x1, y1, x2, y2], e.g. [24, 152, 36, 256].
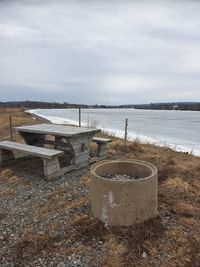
[0, 108, 200, 266]
[0, 108, 45, 142]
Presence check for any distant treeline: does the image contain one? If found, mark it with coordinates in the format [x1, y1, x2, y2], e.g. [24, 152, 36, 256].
[122, 102, 200, 111]
[0, 101, 89, 109]
[0, 101, 200, 111]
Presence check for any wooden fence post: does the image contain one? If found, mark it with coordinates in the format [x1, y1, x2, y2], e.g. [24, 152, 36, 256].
[9, 115, 13, 141]
[124, 118, 128, 144]
[79, 108, 81, 127]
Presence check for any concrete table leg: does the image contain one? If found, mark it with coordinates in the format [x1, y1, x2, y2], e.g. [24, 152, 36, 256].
[69, 133, 94, 169]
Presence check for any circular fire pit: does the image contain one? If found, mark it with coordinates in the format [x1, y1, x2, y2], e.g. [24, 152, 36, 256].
[90, 159, 158, 226]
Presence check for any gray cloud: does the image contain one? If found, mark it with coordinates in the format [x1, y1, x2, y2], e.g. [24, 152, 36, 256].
[0, 0, 200, 104]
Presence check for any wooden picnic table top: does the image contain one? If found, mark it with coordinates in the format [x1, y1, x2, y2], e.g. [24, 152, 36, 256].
[16, 123, 100, 138]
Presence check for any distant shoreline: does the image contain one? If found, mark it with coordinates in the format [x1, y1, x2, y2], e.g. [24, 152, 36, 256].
[29, 108, 200, 157]
[28, 111, 51, 123]
[1, 101, 200, 111]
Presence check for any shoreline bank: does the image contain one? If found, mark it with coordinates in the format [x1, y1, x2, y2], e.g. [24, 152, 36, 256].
[27, 109, 200, 157]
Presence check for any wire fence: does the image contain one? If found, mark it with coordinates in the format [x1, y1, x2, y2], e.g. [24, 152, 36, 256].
[3, 112, 200, 157]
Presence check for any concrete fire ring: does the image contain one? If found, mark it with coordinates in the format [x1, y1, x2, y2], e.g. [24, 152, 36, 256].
[90, 159, 158, 226]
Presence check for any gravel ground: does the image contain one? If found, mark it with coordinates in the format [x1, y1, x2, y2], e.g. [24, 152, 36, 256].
[1, 108, 200, 267]
[0, 159, 108, 267]
[1, 154, 200, 267]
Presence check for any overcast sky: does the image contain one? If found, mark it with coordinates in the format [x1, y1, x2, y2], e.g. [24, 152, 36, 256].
[0, 0, 200, 104]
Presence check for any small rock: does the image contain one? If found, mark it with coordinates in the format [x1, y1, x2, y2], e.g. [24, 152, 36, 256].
[142, 251, 147, 258]
[38, 257, 46, 267]
[64, 181, 69, 187]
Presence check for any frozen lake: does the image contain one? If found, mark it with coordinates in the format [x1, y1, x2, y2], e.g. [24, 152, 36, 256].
[29, 108, 200, 156]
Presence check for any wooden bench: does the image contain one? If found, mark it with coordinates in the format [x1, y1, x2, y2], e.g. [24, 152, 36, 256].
[0, 141, 65, 180]
[92, 137, 112, 159]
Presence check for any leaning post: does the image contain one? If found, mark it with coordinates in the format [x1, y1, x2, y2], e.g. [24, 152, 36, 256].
[124, 118, 128, 145]
[79, 107, 81, 127]
[9, 115, 13, 141]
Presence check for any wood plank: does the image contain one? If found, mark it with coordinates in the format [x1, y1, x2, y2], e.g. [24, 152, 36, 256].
[0, 141, 64, 159]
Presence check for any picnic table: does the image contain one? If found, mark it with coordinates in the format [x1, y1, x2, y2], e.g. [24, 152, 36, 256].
[16, 123, 101, 171]
[0, 123, 112, 180]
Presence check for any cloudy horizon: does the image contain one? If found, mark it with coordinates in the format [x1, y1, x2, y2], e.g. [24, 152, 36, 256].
[1, 0, 200, 105]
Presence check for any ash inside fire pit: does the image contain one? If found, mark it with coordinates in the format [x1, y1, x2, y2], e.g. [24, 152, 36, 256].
[103, 173, 140, 180]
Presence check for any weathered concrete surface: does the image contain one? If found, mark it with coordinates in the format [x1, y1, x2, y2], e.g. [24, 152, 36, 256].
[90, 160, 158, 226]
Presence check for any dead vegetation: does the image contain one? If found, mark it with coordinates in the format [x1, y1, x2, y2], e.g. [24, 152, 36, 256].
[106, 139, 200, 266]
[109, 139, 143, 154]
[0, 108, 200, 266]
[0, 107, 44, 142]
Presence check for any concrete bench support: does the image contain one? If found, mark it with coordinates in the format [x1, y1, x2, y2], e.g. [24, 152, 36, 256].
[43, 158, 60, 177]
[0, 141, 64, 180]
[97, 143, 107, 159]
[0, 149, 14, 162]
[92, 137, 112, 159]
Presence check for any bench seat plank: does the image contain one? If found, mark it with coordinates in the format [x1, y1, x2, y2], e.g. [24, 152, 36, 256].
[0, 141, 64, 159]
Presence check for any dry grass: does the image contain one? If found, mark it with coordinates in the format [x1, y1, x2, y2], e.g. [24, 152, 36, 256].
[180, 217, 199, 226]
[1, 187, 15, 197]
[1, 169, 13, 178]
[11, 232, 54, 266]
[0, 107, 44, 142]
[33, 185, 88, 221]
[104, 235, 127, 267]
[174, 202, 196, 217]
[81, 175, 91, 187]
[0, 108, 200, 266]
[0, 202, 5, 221]
[165, 177, 190, 193]
[8, 175, 20, 184]
[109, 139, 143, 154]
[106, 138, 200, 266]
[186, 236, 200, 267]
